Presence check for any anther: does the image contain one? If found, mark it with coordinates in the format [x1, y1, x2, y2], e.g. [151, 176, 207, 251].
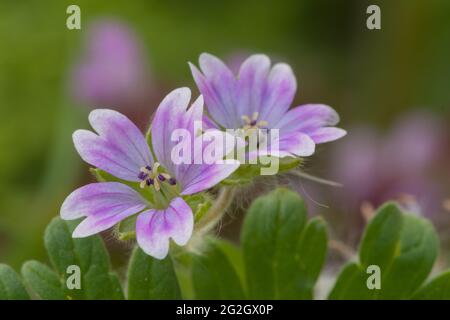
[138, 172, 148, 180]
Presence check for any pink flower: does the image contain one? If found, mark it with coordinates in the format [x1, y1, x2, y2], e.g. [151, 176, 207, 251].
[60, 88, 239, 259]
[189, 53, 346, 158]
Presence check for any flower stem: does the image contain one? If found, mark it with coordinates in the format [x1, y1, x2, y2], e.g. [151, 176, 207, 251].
[195, 186, 236, 235]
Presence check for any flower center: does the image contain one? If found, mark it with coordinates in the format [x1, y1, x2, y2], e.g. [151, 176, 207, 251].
[138, 162, 177, 191]
[241, 112, 268, 132]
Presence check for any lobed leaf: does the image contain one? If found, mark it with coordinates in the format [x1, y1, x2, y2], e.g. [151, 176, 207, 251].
[127, 246, 181, 300]
[21, 260, 65, 300]
[329, 203, 439, 300]
[192, 238, 245, 299]
[44, 217, 124, 300]
[241, 188, 327, 299]
[413, 270, 450, 300]
[0, 264, 29, 300]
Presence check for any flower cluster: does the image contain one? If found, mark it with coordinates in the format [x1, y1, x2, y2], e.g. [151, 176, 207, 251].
[61, 53, 346, 259]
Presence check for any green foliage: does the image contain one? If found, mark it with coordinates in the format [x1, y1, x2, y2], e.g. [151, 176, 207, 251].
[0, 217, 124, 300]
[0, 264, 29, 300]
[241, 188, 327, 299]
[43, 217, 124, 300]
[192, 238, 245, 299]
[127, 246, 181, 300]
[413, 271, 450, 299]
[21, 261, 65, 300]
[2, 188, 450, 300]
[329, 203, 440, 299]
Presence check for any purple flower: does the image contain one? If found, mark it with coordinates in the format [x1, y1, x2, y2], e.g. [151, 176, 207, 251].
[189, 53, 346, 158]
[71, 20, 149, 108]
[60, 88, 239, 259]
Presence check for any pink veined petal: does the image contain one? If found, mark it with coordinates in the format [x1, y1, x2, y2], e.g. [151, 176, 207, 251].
[275, 104, 340, 135]
[60, 182, 147, 237]
[73, 109, 153, 181]
[180, 160, 239, 195]
[151, 87, 195, 174]
[184, 94, 204, 134]
[89, 109, 153, 165]
[136, 197, 193, 259]
[73, 130, 140, 181]
[189, 54, 238, 128]
[259, 63, 297, 125]
[174, 131, 240, 194]
[308, 127, 347, 143]
[247, 131, 315, 159]
[281, 132, 315, 156]
[266, 132, 316, 157]
[236, 54, 271, 121]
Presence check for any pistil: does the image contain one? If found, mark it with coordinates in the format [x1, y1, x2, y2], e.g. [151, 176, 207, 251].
[241, 112, 268, 132]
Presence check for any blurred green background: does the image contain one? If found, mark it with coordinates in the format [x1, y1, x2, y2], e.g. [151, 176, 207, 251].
[1, 0, 449, 269]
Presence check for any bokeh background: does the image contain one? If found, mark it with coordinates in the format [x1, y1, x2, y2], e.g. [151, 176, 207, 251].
[1, 0, 449, 275]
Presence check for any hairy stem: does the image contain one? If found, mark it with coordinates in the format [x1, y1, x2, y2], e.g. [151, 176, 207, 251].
[195, 186, 236, 235]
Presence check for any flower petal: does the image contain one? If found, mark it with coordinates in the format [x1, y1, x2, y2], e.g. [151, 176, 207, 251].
[280, 132, 315, 156]
[136, 197, 193, 259]
[151, 87, 202, 175]
[308, 127, 347, 143]
[236, 54, 271, 120]
[73, 130, 137, 181]
[60, 182, 147, 237]
[180, 160, 239, 195]
[259, 63, 297, 124]
[190, 53, 238, 128]
[74, 109, 152, 181]
[89, 109, 153, 166]
[175, 131, 240, 195]
[275, 104, 340, 135]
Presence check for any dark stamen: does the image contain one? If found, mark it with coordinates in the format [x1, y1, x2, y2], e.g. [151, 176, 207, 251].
[168, 178, 177, 185]
[250, 120, 257, 126]
[145, 165, 152, 171]
[138, 172, 148, 180]
[158, 174, 166, 181]
[146, 178, 154, 186]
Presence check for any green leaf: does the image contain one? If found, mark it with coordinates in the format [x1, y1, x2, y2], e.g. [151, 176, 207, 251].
[21, 261, 65, 300]
[329, 203, 439, 300]
[294, 217, 328, 299]
[44, 217, 124, 300]
[376, 214, 438, 299]
[192, 238, 245, 299]
[127, 246, 181, 300]
[328, 263, 373, 300]
[241, 187, 327, 299]
[359, 202, 403, 270]
[413, 270, 450, 299]
[214, 239, 246, 291]
[0, 264, 29, 300]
